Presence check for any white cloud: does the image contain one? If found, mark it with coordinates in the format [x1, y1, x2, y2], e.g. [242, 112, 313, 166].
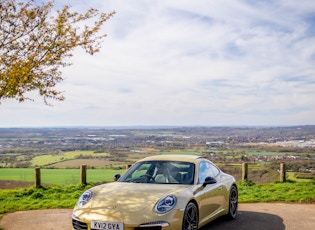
[1, 0, 315, 127]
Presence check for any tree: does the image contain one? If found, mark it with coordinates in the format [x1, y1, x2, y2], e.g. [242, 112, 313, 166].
[0, 0, 115, 104]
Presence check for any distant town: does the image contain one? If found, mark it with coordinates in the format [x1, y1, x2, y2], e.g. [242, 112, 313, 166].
[1, 125, 314, 183]
[1, 126, 315, 151]
[1, 125, 314, 159]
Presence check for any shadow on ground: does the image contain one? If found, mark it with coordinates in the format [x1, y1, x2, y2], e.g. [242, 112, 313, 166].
[200, 211, 284, 230]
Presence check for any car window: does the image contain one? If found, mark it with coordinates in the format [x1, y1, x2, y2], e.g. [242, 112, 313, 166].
[119, 161, 195, 184]
[131, 163, 152, 179]
[198, 161, 220, 184]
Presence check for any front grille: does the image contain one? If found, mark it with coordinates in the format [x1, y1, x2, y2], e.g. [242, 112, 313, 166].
[135, 221, 169, 230]
[135, 227, 161, 230]
[72, 218, 88, 230]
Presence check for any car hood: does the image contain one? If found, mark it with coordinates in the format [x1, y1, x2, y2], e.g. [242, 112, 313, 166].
[77, 182, 190, 213]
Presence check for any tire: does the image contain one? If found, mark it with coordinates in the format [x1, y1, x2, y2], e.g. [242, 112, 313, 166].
[182, 202, 198, 230]
[227, 185, 238, 219]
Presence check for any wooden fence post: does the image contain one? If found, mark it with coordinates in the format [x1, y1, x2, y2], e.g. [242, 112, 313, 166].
[280, 163, 286, 182]
[242, 162, 248, 182]
[35, 167, 41, 188]
[80, 164, 87, 185]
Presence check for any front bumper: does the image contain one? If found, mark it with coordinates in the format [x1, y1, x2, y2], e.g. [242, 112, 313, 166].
[72, 216, 169, 230]
[71, 209, 183, 230]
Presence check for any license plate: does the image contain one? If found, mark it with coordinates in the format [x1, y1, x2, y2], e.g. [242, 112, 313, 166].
[91, 221, 124, 230]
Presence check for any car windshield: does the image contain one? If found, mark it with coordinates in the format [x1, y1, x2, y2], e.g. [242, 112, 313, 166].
[119, 160, 195, 184]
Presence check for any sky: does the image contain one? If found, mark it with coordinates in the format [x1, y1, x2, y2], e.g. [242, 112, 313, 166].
[1, 0, 315, 127]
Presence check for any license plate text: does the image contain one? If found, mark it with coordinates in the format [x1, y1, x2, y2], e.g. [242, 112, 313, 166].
[91, 221, 123, 230]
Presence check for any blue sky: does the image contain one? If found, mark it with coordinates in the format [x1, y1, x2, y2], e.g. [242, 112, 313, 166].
[1, 0, 315, 127]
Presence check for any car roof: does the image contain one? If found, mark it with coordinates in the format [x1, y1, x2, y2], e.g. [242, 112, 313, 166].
[138, 154, 205, 163]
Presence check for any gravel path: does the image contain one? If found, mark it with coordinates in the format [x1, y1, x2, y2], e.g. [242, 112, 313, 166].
[0, 203, 314, 230]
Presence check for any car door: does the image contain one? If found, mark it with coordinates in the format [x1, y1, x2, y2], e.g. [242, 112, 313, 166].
[197, 160, 225, 226]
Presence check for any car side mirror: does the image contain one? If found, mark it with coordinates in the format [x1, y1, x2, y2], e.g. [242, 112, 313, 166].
[203, 176, 217, 186]
[114, 174, 121, 181]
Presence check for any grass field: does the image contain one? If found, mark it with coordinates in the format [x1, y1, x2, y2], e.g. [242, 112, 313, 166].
[0, 168, 126, 185]
[0, 164, 312, 186]
[0, 180, 314, 219]
[49, 158, 128, 168]
[239, 180, 315, 203]
[31, 151, 110, 167]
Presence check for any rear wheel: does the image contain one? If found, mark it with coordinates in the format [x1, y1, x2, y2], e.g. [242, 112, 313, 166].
[227, 185, 238, 219]
[182, 202, 198, 230]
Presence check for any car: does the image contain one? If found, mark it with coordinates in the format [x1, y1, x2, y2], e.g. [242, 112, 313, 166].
[72, 154, 238, 230]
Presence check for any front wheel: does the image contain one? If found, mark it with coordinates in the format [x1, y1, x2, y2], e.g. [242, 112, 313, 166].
[182, 202, 198, 230]
[227, 185, 238, 219]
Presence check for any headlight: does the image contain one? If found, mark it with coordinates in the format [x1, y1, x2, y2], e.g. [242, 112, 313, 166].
[155, 195, 177, 214]
[77, 190, 92, 207]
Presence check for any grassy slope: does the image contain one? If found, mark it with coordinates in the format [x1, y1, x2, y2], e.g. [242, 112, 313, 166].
[0, 180, 314, 218]
[0, 184, 89, 217]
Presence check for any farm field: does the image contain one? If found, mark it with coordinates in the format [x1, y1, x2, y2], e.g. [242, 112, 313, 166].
[0, 126, 314, 189]
[0, 168, 126, 185]
[31, 151, 110, 167]
[0, 162, 313, 188]
[49, 159, 127, 168]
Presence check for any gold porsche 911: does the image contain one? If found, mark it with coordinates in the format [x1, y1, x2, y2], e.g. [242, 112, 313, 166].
[72, 155, 238, 230]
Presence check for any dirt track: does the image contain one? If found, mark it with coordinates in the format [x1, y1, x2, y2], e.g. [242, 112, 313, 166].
[0, 203, 314, 230]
